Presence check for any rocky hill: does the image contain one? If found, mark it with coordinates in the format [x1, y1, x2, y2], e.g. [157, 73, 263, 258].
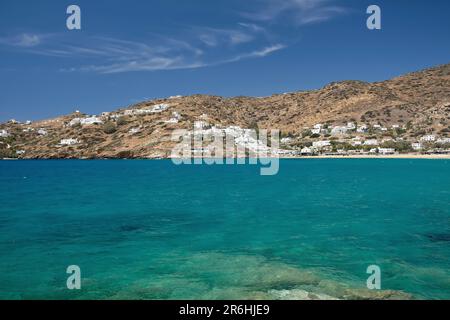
[1, 63, 450, 159]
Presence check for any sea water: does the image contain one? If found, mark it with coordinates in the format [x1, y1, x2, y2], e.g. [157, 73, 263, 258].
[0, 159, 449, 299]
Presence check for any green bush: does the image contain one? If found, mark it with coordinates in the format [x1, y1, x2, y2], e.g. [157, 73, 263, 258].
[116, 116, 127, 126]
[103, 122, 117, 134]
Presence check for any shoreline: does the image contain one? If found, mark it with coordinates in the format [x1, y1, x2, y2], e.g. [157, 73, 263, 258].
[280, 154, 450, 159]
[2, 154, 450, 161]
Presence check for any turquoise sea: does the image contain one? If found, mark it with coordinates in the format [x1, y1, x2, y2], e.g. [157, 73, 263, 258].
[0, 159, 449, 300]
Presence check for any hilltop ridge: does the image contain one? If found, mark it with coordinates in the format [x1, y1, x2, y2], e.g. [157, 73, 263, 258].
[1, 63, 450, 159]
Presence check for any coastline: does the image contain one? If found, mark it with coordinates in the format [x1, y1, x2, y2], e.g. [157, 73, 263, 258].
[280, 154, 450, 160]
[3, 154, 450, 161]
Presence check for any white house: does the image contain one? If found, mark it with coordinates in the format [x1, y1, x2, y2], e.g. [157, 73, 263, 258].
[420, 135, 436, 142]
[194, 121, 209, 130]
[281, 137, 293, 144]
[129, 127, 141, 134]
[331, 126, 348, 136]
[411, 143, 423, 150]
[364, 139, 379, 146]
[37, 129, 48, 136]
[312, 140, 331, 148]
[81, 116, 103, 125]
[165, 118, 179, 124]
[0, 129, 9, 138]
[437, 138, 450, 144]
[351, 137, 363, 146]
[68, 118, 81, 126]
[151, 104, 170, 113]
[346, 122, 356, 130]
[357, 125, 369, 133]
[60, 138, 79, 145]
[69, 116, 103, 126]
[300, 147, 313, 155]
[165, 112, 181, 124]
[378, 148, 395, 155]
[311, 124, 323, 134]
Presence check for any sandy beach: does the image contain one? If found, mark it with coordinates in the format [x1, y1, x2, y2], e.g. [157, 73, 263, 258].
[281, 154, 450, 160]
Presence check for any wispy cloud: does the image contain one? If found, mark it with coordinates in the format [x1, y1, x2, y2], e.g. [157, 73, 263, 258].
[0, 1, 345, 74]
[196, 24, 263, 47]
[0, 33, 42, 47]
[0, 23, 286, 74]
[222, 44, 286, 64]
[76, 40, 286, 74]
[242, 0, 347, 25]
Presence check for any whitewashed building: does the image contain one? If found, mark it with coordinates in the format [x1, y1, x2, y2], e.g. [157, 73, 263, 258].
[151, 104, 170, 113]
[194, 121, 209, 130]
[281, 137, 293, 144]
[351, 137, 363, 146]
[129, 127, 141, 134]
[378, 148, 396, 155]
[331, 126, 348, 136]
[437, 138, 450, 144]
[69, 116, 103, 126]
[37, 129, 48, 136]
[347, 122, 356, 130]
[311, 124, 323, 135]
[312, 140, 331, 148]
[357, 125, 369, 133]
[300, 147, 313, 155]
[420, 135, 436, 142]
[0, 129, 10, 138]
[60, 138, 79, 145]
[411, 143, 423, 150]
[165, 112, 181, 124]
[364, 139, 379, 146]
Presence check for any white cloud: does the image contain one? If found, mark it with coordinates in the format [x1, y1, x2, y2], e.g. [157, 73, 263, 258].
[16, 33, 41, 47]
[0, 33, 42, 47]
[250, 44, 286, 57]
[224, 44, 286, 63]
[242, 0, 347, 25]
[195, 25, 259, 47]
[0, 23, 288, 74]
[0, 2, 348, 74]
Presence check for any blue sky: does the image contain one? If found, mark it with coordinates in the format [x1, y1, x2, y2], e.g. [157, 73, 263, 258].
[0, 0, 449, 121]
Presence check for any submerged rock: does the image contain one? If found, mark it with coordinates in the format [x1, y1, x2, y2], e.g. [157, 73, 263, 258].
[425, 233, 450, 242]
[269, 289, 339, 300]
[341, 288, 414, 300]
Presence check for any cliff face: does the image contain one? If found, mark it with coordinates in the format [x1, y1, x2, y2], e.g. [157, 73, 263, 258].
[1, 63, 450, 159]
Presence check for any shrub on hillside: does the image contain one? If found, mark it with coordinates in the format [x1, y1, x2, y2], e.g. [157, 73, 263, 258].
[103, 122, 117, 134]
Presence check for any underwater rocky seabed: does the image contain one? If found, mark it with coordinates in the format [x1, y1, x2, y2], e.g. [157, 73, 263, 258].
[0, 159, 449, 299]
